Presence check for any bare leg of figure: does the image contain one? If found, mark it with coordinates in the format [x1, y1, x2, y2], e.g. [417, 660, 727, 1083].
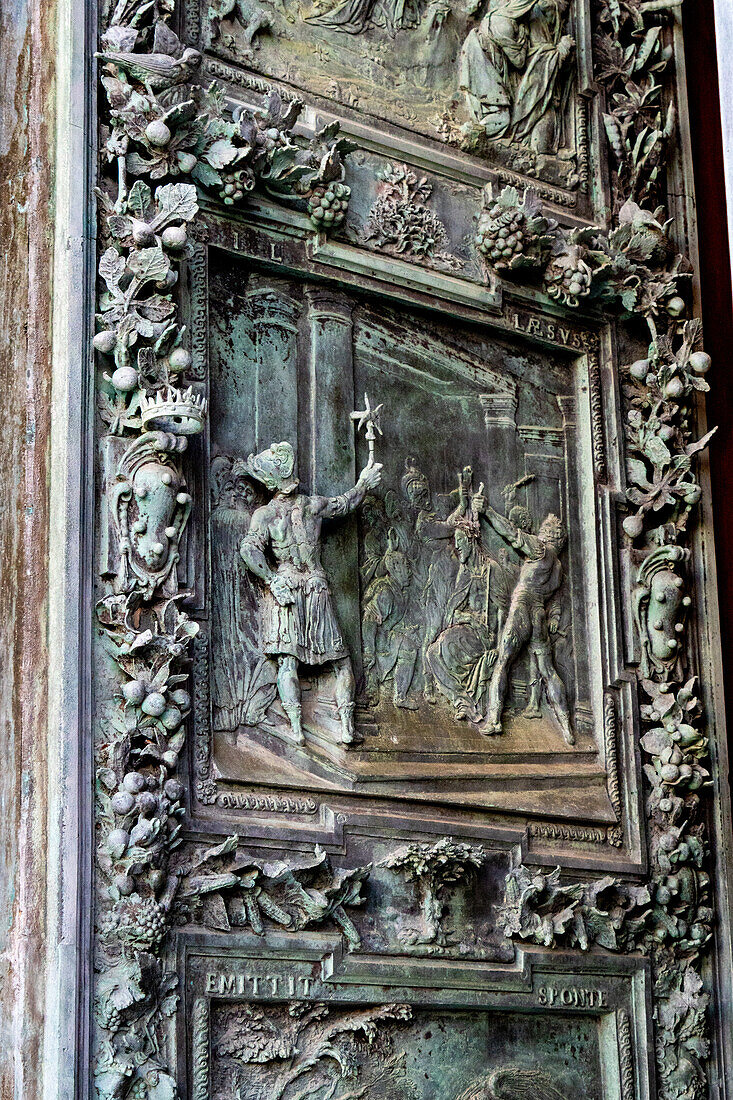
[481, 630, 523, 736]
[334, 656, 357, 745]
[361, 621, 380, 707]
[522, 650, 543, 718]
[277, 655, 304, 743]
[421, 598, 443, 704]
[536, 648, 574, 745]
[422, 648, 438, 704]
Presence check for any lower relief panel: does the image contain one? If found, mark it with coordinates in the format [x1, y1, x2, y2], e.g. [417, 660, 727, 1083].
[209, 1003, 598, 1100]
[182, 940, 649, 1100]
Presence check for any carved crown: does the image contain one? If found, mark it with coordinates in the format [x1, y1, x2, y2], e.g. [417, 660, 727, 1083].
[139, 385, 207, 436]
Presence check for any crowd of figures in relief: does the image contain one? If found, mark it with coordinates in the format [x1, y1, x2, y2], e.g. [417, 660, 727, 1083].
[211, 445, 575, 748]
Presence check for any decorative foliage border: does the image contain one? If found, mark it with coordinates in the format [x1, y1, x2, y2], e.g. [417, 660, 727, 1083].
[497, 5, 717, 1100]
[90, 1, 717, 1099]
[92, 6, 356, 1096]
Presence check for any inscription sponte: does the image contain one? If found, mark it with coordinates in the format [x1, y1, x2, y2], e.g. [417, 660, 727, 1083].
[537, 985, 610, 1009]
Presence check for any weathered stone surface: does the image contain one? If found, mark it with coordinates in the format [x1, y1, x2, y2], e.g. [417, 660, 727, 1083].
[0, 1, 55, 1095]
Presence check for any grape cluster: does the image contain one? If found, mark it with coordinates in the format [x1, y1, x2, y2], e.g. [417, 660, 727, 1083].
[474, 204, 527, 269]
[307, 182, 351, 230]
[98, 1001, 122, 1032]
[253, 124, 290, 155]
[545, 255, 593, 306]
[120, 897, 167, 948]
[218, 168, 254, 206]
[128, 1078, 147, 1100]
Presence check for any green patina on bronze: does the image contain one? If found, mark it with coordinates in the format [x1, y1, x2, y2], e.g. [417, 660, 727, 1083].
[89, 0, 720, 1098]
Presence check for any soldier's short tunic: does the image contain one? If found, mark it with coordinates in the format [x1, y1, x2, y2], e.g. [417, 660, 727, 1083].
[260, 564, 348, 665]
[240, 487, 363, 666]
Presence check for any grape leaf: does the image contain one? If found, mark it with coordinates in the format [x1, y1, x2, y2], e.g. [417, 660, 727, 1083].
[192, 160, 222, 188]
[127, 179, 152, 219]
[127, 247, 170, 285]
[205, 138, 239, 169]
[154, 182, 198, 223]
[99, 247, 126, 292]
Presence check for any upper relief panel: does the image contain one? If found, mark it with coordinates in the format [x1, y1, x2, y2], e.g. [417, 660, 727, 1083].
[192, 0, 591, 202]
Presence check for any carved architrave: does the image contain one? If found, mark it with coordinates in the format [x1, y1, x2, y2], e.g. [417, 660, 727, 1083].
[88, 0, 729, 1098]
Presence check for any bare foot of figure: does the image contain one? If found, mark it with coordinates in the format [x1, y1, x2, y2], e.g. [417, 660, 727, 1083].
[338, 705, 357, 745]
[284, 706, 305, 745]
[522, 704, 542, 719]
[454, 701, 480, 722]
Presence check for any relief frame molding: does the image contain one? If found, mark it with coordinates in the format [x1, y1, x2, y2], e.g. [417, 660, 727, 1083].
[174, 931, 655, 1100]
[186, 204, 642, 863]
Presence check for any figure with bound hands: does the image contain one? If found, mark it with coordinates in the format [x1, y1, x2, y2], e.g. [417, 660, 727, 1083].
[470, 484, 574, 744]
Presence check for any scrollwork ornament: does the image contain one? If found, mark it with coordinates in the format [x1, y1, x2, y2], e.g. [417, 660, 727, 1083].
[191, 997, 211, 1100]
[617, 1010, 635, 1100]
[603, 691, 623, 837]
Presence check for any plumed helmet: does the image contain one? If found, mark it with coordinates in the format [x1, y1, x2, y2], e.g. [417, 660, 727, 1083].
[400, 455, 430, 500]
[244, 441, 298, 493]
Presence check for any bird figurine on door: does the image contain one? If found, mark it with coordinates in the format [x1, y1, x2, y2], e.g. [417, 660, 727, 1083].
[96, 22, 201, 96]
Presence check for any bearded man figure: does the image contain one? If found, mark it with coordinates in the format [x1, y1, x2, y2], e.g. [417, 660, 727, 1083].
[240, 441, 382, 746]
[472, 488, 573, 744]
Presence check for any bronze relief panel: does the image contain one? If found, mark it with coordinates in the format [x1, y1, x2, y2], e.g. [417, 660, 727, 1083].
[199, 251, 615, 826]
[88, 0, 728, 1096]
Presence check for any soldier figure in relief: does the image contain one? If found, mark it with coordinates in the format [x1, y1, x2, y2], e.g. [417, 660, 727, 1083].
[472, 487, 574, 744]
[240, 441, 382, 746]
